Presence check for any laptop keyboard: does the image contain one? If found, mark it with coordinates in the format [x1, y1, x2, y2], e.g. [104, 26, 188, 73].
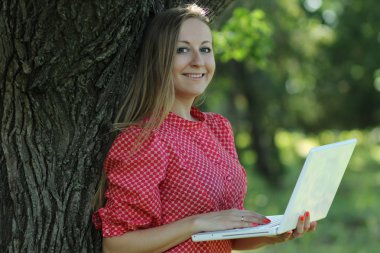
[257, 215, 282, 229]
[236, 215, 283, 232]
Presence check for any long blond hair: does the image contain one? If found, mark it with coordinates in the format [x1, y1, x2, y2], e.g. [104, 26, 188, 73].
[93, 4, 210, 211]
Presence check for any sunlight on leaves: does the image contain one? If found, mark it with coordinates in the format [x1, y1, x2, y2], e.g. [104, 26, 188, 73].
[295, 138, 319, 157]
[213, 8, 272, 67]
[236, 131, 252, 149]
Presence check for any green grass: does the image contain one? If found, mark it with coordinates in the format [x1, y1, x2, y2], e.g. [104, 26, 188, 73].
[234, 129, 380, 253]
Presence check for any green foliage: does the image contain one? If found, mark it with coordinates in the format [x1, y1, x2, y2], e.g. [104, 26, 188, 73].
[213, 8, 273, 68]
[314, 0, 380, 129]
[209, 0, 380, 132]
[206, 1, 380, 251]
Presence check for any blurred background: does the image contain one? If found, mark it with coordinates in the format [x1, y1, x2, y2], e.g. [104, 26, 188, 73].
[201, 0, 380, 252]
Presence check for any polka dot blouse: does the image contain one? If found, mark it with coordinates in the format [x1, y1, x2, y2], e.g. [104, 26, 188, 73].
[93, 107, 247, 252]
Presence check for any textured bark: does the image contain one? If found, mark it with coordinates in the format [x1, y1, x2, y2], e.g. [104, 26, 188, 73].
[0, 0, 235, 252]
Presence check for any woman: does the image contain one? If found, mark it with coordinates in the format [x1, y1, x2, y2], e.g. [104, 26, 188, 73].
[93, 4, 317, 253]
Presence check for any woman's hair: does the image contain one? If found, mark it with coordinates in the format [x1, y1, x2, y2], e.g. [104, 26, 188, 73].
[93, 4, 210, 211]
[115, 4, 209, 131]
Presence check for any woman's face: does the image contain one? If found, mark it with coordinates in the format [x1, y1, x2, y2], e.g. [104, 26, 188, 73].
[172, 18, 215, 103]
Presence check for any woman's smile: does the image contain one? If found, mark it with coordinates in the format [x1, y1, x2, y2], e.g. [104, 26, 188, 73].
[183, 73, 206, 79]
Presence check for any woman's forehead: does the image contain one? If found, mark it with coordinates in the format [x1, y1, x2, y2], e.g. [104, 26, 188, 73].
[177, 18, 212, 42]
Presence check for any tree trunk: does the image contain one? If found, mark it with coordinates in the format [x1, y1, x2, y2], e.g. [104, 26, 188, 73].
[0, 0, 234, 252]
[232, 61, 284, 185]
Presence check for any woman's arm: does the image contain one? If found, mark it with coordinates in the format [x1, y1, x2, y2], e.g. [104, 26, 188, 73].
[103, 209, 269, 253]
[103, 215, 196, 253]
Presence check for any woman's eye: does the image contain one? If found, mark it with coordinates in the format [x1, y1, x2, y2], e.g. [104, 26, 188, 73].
[200, 47, 212, 53]
[176, 47, 190, 54]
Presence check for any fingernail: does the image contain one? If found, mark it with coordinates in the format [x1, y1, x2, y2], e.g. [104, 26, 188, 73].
[300, 215, 305, 222]
[251, 222, 259, 226]
[305, 211, 310, 217]
[263, 218, 271, 224]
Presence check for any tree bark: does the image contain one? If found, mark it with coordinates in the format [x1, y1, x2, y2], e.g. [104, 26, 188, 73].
[0, 0, 234, 252]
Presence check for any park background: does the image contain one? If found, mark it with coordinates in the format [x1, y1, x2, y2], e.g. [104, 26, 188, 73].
[1, 0, 379, 252]
[206, 0, 380, 252]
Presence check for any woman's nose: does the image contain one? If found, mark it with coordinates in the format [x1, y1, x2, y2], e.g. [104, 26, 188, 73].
[191, 51, 204, 66]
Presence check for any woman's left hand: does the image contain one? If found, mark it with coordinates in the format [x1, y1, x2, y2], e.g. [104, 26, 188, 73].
[291, 211, 317, 239]
[274, 211, 318, 242]
[231, 211, 317, 250]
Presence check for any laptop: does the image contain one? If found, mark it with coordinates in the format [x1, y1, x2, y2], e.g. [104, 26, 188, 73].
[192, 138, 357, 242]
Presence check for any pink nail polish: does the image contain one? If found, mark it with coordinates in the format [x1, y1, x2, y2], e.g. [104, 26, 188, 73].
[305, 211, 310, 217]
[300, 215, 305, 222]
[263, 218, 271, 224]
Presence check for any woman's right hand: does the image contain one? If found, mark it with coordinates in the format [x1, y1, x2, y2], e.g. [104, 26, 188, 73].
[192, 208, 271, 233]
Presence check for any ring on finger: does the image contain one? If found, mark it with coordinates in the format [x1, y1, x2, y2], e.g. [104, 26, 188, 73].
[241, 216, 245, 222]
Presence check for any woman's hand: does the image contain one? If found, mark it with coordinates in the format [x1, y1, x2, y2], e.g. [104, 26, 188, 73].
[270, 211, 318, 243]
[231, 211, 317, 250]
[291, 211, 318, 239]
[192, 208, 271, 233]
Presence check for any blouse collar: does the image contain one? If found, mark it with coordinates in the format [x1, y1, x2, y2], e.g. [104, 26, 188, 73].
[167, 107, 205, 130]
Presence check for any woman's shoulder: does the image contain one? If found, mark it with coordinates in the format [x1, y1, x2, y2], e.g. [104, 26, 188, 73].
[203, 111, 232, 128]
[108, 125, 166, 159]
[115, 124, 143, 139]
[202, 111, 236, 141]
[110, 125, 143, 147]
[115, 123, 167, 140]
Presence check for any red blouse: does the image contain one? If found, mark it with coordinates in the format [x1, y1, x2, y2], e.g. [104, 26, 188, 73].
[93, 108, 247, 252]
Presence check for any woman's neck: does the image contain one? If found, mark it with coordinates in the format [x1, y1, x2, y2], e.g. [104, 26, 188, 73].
[171, 99, 196, 121]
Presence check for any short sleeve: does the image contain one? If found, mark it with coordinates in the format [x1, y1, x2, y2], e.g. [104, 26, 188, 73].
[93, 127, 169, 237]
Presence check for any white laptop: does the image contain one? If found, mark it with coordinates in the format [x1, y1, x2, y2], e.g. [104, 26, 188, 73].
[192, 138, 357, 242]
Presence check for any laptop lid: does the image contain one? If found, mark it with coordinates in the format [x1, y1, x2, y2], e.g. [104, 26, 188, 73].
[277, 138, 357, 234]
